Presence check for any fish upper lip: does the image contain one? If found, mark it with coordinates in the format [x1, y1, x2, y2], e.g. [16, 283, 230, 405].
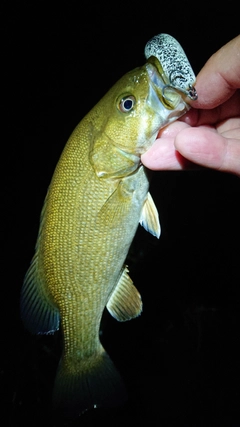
[146, 61, 191, 125]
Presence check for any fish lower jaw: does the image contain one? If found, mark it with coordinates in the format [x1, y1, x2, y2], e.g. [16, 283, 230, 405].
[165, 101, 190, 121]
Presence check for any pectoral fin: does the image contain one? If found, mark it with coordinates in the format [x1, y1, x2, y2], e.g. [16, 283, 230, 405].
[139, 192, 161, 238]
[96, 178, 135, 229]
[106, 266, 142, 321]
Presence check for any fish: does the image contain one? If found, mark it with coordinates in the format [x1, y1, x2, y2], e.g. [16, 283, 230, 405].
[21, 33, 197, 418]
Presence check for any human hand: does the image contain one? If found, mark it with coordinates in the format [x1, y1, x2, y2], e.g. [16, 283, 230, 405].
[141, 35, 240, 177]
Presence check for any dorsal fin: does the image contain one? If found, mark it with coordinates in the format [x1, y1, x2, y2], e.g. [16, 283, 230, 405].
[21, 195, 60, 335]
[21, 252, 60, 334]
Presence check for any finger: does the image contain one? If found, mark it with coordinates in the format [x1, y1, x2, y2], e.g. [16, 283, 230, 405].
[182, 91, 240, 127]
[141, 137, 194, 170]
[216, 117, 240, 136]
[190, 35, 240, 109]
[141, 122, 194, 170]
[175, 126, 240, 176]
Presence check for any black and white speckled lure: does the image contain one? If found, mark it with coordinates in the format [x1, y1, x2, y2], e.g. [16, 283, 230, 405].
[144, 33, 198, 101]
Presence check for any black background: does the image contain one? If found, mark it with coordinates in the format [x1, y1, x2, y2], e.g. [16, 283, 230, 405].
[2, 2, 240, 426]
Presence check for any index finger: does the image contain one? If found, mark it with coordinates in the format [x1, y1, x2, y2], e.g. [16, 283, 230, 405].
[190, 35, 240, 109]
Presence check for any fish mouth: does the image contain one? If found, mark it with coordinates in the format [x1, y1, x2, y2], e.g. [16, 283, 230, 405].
[146, 56, 192, 127]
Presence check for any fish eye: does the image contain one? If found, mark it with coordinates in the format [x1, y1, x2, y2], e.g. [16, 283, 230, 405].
[119, 95, 136, 113]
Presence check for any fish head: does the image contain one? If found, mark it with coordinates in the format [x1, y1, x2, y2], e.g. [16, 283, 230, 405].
[90, 33, 197, 178]
[95, 61, 193, 156]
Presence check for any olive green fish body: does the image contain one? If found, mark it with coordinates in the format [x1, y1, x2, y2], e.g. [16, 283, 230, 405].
[40, 118, 151, 335]
[21, 34, 197, 418]
[22, 66, 160, 415]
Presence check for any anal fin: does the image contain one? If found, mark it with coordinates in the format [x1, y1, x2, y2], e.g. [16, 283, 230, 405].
[106, 266, 142, 321]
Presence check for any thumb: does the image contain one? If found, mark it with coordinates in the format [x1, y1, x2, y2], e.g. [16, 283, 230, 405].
[175, 126, 240, 176]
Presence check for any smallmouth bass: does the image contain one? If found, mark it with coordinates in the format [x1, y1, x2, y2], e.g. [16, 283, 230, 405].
[21, 34, 197, 417]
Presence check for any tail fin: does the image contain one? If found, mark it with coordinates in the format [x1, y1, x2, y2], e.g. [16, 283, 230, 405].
[52, 347, 127, 419]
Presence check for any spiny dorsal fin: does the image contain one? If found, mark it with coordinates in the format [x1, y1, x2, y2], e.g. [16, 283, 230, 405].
[139, 192, 161, 238]
[106, 266, 142, 321]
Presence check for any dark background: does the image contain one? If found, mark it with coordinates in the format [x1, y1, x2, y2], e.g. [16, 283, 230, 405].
[2, 1, 240, 426]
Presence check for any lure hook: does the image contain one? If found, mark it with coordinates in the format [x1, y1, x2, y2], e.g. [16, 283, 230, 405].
[162, 69, 198, 102]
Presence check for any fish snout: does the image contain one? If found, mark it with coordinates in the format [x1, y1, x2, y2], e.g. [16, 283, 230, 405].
[146, 61, 191, 127]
